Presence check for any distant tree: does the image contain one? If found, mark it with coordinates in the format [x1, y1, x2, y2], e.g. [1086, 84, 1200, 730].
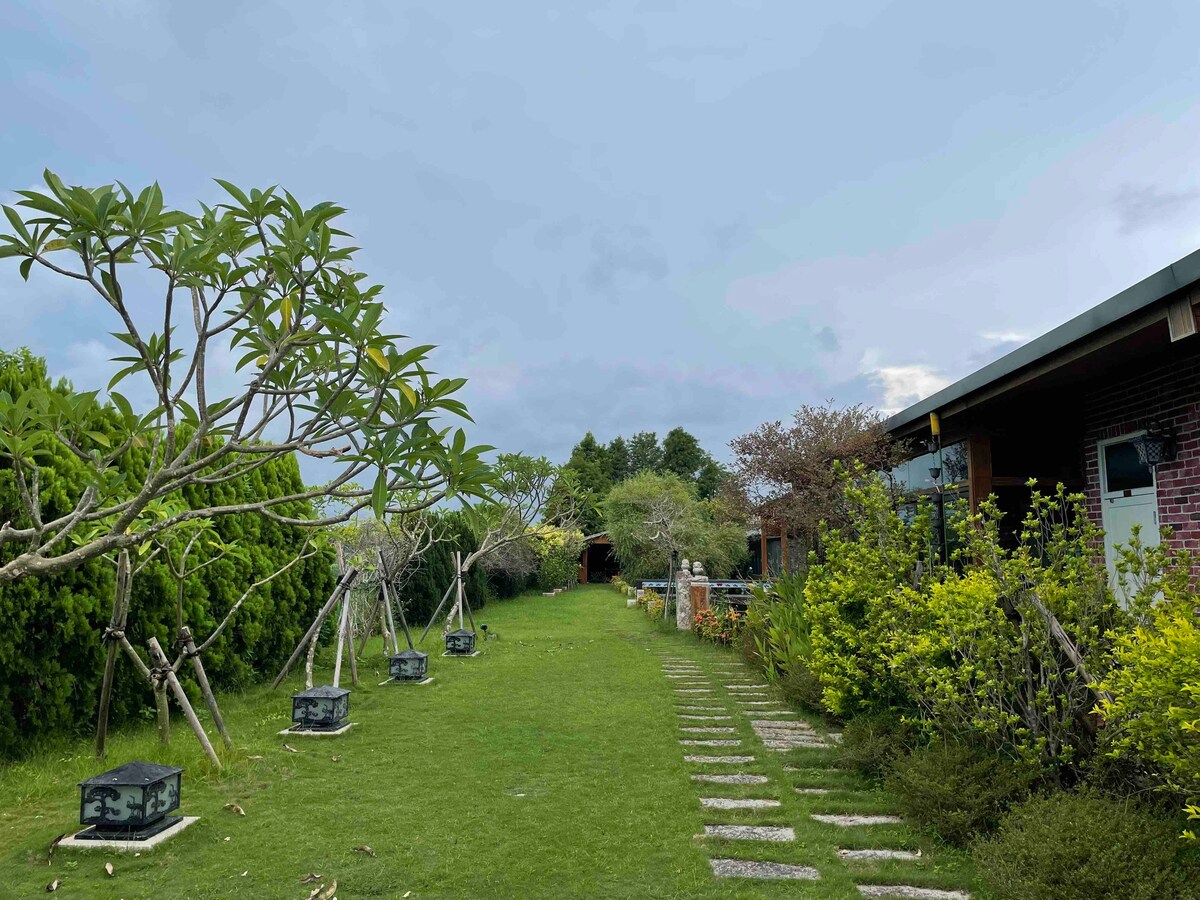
[603, 470, 747, 581]
[695, 457, 727, 501]
[563, 432, 612, 532]
[627, 430, 663, 474]
[661, 427, 706, 481]
[606, 435, 631, 483]
[728, 401, 904, 551]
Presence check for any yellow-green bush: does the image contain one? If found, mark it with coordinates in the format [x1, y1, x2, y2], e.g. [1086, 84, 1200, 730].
[1099, 588, 1200, 827]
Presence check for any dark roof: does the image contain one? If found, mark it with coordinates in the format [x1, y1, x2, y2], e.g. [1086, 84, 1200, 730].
[884, 247, 1200, 433]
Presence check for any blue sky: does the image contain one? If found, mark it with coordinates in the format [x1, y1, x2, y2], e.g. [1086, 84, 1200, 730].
[4, 1, 1200, 468]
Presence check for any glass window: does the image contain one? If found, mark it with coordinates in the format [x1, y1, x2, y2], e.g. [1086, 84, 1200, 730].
[890, 441, 968, 493]
[1103, 441, 1153, 493]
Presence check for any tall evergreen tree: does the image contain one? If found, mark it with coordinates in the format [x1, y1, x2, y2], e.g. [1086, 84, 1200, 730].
[564, 432, 612, 533]
[606, 436, 631, 483]
[628, 431, 663, 474]
[661, 427, 707, 481]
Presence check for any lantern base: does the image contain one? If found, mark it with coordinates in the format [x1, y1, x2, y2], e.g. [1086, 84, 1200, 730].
[279, 722, 355, 737]
[442, 649, 481, 657]
[60, 816, 198, 852]
[380, 676, 434, 686]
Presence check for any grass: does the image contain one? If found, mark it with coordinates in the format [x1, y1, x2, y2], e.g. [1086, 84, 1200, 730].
[0, 585, 978, 898]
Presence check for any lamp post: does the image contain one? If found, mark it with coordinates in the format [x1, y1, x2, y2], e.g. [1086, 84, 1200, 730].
[290, 685, 351, 733]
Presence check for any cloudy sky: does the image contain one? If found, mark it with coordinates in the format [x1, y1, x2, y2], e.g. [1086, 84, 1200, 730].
[4, 1, 1200, 469]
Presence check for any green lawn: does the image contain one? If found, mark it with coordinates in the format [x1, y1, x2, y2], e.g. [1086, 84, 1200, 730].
[0, 585, 978, 898]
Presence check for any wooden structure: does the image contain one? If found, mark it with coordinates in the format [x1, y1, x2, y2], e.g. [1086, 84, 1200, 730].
[577, 532, 619, 583]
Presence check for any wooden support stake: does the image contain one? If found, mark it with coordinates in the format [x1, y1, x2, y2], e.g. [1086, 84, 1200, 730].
[381, 582, 400, 655]
[356, 593, 385, 659]
[271, 566, 359, 689]
[95, 550, 131, 760]
[333, 589, 350, 688]
[154, 683, 171, 746]
[180, 625, 233, 751]
[147, 637, 221, 769]
[346, 596, 359, 686]
[419, 578, 459, 642]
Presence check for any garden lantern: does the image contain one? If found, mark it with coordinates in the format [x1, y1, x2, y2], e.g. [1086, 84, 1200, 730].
[291, 685, 351, 732]
[389, 648, 429, 682]
[1133, 427, 1175, 468]
[445, 627, 477, 656]
[76, 761, 183, 842]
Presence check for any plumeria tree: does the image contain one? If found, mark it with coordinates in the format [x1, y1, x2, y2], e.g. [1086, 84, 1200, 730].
[0, 171, 491, 583]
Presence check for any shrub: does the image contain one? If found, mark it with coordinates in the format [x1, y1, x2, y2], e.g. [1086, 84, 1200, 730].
[974, 791, 1200, 900]
[838, 713, 917, 779]
[778, 663, 825, 712]
[886, 742, 1035, 846]
[692, 607, 744, 644]
[1098, 537, 1200, 827]
[805, 473, 932, 718]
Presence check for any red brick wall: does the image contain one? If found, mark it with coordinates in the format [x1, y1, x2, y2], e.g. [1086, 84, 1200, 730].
[1080, 349, 1200, 559]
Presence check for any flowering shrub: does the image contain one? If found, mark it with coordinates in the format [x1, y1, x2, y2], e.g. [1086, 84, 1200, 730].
[693, 607, 744, 644]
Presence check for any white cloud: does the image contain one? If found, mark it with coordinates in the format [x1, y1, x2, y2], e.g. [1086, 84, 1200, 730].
[869, 364, 951, 415]
[979, 330, 1030, 344]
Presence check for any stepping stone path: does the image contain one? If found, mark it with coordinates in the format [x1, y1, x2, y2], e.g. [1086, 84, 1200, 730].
[663, 655, 965, 898]
[857, 888, 970, 900]
[692, 774, 769, 784]
[811, 814, 904, 827]
[702, 824, 794, 842]
[700, 797, 781, 809]
[710, 859, 819, 881]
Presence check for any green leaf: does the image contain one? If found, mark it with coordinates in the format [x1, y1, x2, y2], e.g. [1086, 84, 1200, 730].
[19, 258, 32, 281]
[371, 468, 388, 518]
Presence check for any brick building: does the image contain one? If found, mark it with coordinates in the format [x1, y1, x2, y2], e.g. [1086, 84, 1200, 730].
[885, 249, 1200, 593]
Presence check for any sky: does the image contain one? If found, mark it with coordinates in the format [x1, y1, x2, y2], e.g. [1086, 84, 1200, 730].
[4, 0, 1200, 473]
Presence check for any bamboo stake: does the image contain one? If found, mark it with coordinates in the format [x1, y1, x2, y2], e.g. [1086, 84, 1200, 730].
[418, 578, 459, 642]
[333, 589, 350, 687]
[95, 550, 131, 760]
[180, 625, 233, 750]
[153, 683, 171, 746]
[381, 583, 399, 654]
[147, 637, 221, 769]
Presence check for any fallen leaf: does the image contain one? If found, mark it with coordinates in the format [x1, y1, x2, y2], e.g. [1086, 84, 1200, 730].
[299, 873, 323, 884]
[330, 755, 342, 763]
[316, 881, 337, 900]
[247, 755, 264, 761]
[46, 880, 61, 892]
[223, 803, 246, 816]
[403, 892, 412, 898]
[104, 862, 114, 877]
[353, 844, 377, 858]
[282, 744, 302, 753]
[47, 833, 65, 865]
[223, 836, 231, 842]
[240, 871, 248, 877]
[306, 887, 324, 900]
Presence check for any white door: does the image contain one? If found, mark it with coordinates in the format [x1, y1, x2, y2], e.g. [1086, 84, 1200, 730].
[1098, 435, 1159, 603]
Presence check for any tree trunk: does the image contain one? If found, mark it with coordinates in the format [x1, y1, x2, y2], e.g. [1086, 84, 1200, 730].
[154, 679, 171, 745]
[95, 550, 132, 760]
[147, 637, 220, 769]
[270, 565, 359, 690]
[304, 632, 317, 690]
[180, 625, 233, 750]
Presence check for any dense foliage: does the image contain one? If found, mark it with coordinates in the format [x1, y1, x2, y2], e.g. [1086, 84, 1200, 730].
[602, 470, 746, 581]
[0, 350, 335, 758]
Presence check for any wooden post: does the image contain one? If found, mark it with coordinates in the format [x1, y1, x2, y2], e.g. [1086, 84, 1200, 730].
[333, 589, 350, 688]
[968, 433, 993, 514]
[418, 577, 458, 642]
[147, 637, 221, 769]
[759, 519, 769, 577]
[95, 550, 131, 760]
[270, 566, 359, 689]
[346, 596, 359, 686]
[180, 625, 233, 751]
[381, 582, 400, 654]
[304, 631, 318, 690]
[153, 682, 171, 746]
[355, 594, 385, 659]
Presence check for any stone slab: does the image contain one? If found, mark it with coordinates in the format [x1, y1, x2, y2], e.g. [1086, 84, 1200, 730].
[838, 849, 921, 861]
[726, 684, 770, 690]
[677, 705, 726, 712]
[702, 824, 794, 842]
[58, 817, 199, 852]
[685, 755, 755, 764]
[674, 689, 714, 694]
[700, 797, 781, 809]
[812, 814, 904, 826]
[710, 858, 819, 880]
[678, 714, 732, 720]
[680, 726, 737, 734]
[692, 774, 770, 784]
[277, 722, 356, 737]
[857, 887, 970, 900]
[680, 739, 742, 746]
[748, 710, 798, 718]
[737, 700, 783, 706]
[750, 720, 814, 730]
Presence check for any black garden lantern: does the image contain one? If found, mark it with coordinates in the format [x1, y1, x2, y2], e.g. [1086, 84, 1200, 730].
[77, 761, 183, 842]
[291, 685, 351, 732]
[1133, 427, 1175, 468]
[389, 648, 429, 682]
[445, 627, 476, 656]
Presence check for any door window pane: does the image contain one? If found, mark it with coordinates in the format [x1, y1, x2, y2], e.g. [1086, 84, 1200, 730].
[1104, 441, 1153, 493]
